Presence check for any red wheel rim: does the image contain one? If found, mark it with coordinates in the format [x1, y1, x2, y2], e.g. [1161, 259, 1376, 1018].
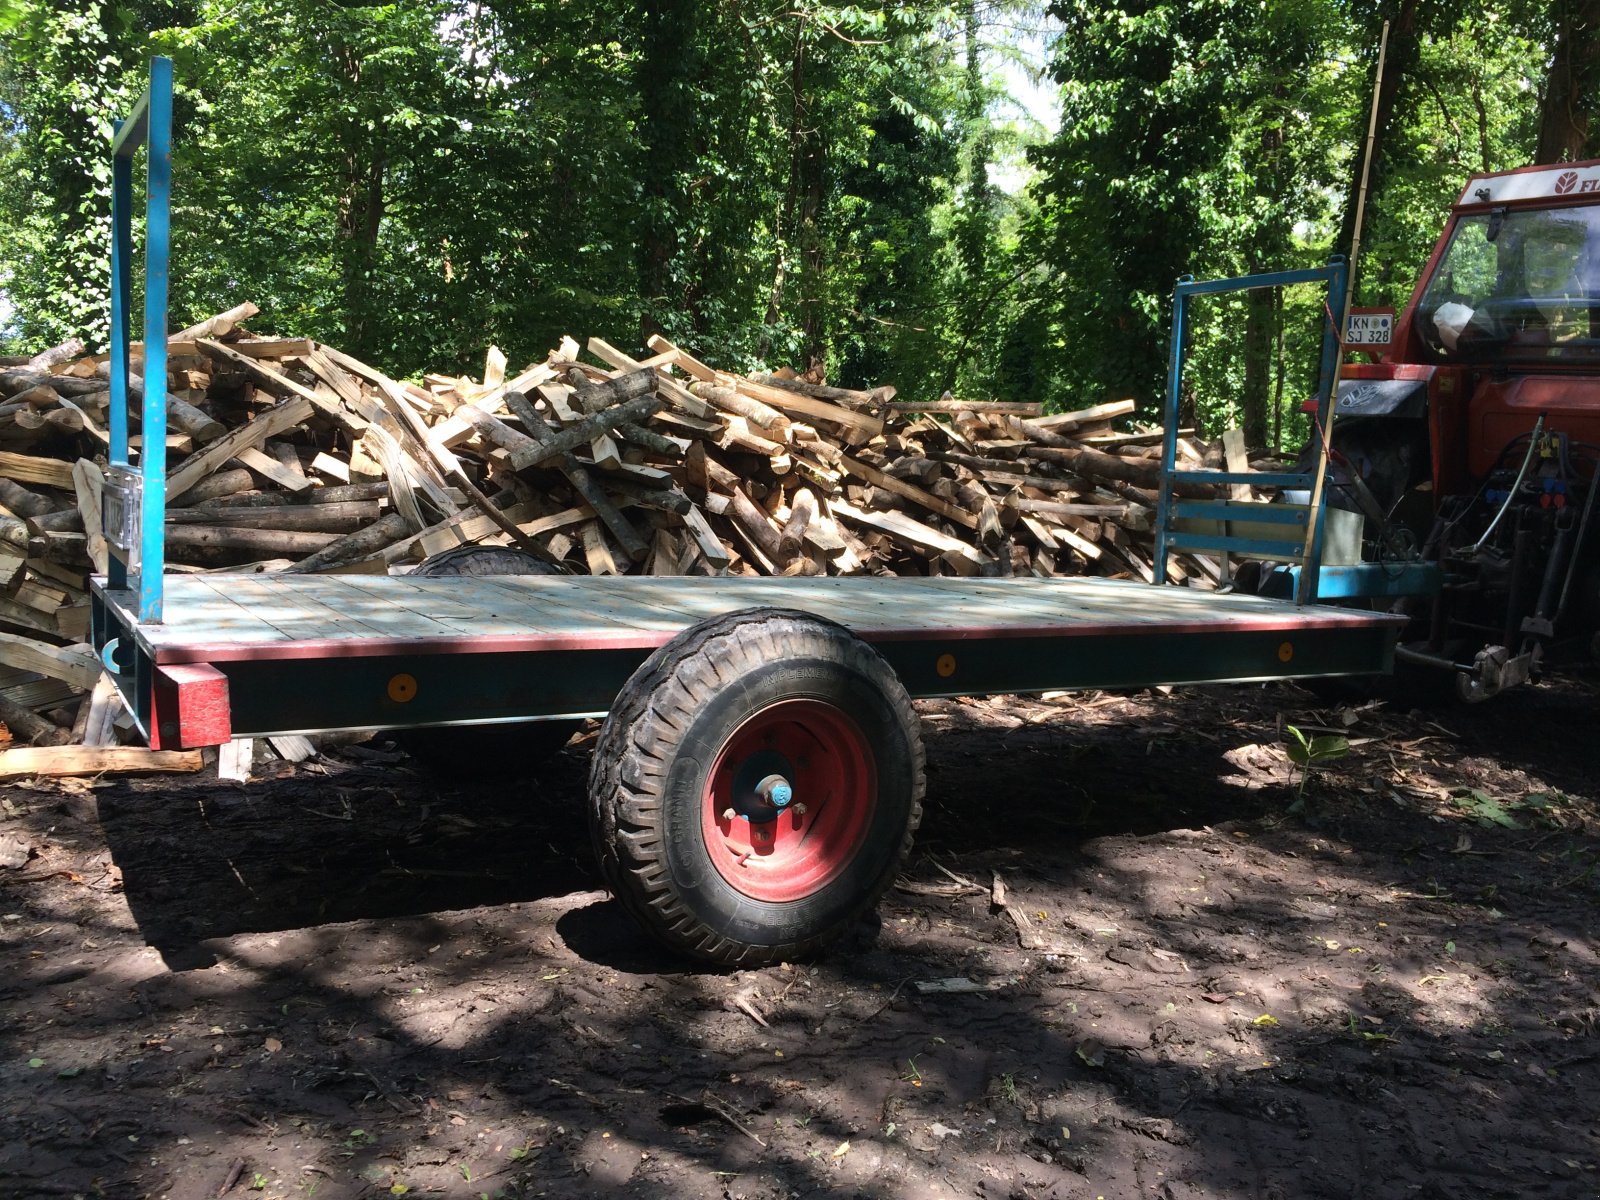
[701, 699, 877, 903]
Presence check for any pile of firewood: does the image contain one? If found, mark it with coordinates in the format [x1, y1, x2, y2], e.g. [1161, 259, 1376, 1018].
[0, 302, 1232, 774]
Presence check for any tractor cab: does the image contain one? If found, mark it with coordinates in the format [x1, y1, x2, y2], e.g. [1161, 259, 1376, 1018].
[1325, 162, 1600, 698]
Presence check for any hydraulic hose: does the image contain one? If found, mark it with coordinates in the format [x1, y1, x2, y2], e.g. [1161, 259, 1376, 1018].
[1470, 414, 1545, 554]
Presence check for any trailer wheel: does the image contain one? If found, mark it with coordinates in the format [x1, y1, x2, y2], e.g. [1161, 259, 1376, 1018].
[590, 608, 924, 966]
[398, 545, 577, 774]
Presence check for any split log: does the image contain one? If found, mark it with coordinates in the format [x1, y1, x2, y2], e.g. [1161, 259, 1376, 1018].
[505, 392, 649, 562]
[889, 399, 1042, 416]
[0, 632, 99, 690]
[1029, 399, 1137, 432]
[198, 338, 357, 431]
[755, 374, 895, 413]
[168, 468, 256, 508]
[681, 505, 732, 568]
[0, 745, 204, 780]
[687, 381, 790, 431]
[650, 335, 880, 439]
[831, 500, 988, 570]
[0, 476, 64, 519]
[724, 487, 785, 563]
[165, 525, 341, 557]
[779, 488, 817, 556]
[165, 395, 314, 500]
[838, 455, 978, 530]
[505, 388, 663, 471]
[26, 338, 87, 371]
[0, 451, 76, 490]
[0, 694, 72, 746]
[1021, 443, 1214, 499]
[586, 337, 716, 419]
[565, 366, 659, 411]
[71, 459, 107, 575]
[166, 394, 227, 443]
[167, 501, 382, 532]
[170, 302, 260, 343]
[283, 511, 413, 575]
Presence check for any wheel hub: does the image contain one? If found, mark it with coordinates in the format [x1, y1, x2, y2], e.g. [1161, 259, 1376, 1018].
[701, 699, 876, 902]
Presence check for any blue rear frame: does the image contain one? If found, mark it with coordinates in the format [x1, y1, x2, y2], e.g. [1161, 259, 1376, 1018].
[1153, 261, 1347, 602]
[106, 56, 173, 623]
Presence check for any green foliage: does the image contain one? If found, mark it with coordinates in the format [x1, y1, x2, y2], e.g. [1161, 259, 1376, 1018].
[1284, 723, 1349, 801]
[0, 0, 1571, 421]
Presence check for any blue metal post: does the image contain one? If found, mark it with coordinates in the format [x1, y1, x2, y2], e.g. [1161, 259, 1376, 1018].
[1153, 280, 1192, 584]
[1296, 258, 1350, 605]
[107, 120, 134, 592]
[137, 56, 173, 622]
[104, 57, 172, 623]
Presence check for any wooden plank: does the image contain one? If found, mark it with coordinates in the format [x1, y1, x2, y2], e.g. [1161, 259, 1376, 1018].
[681, 505, 732, 568]
[166, 395, 314, 500]
[216, 738, 253, 782]
[586, 337, 716, 419]
[71, 458, 108, 576]
[1222, 427, 1251, 502]
[830, 500, 987, 567]
[1030, 399, 1137, 432]
[0, 594, 64, 638]
[267, 734, 317, 762]
[80, 675, 121, 747]
[235, 446, 315, 493]
[412, 500, 538, 558]
[581, 521, 622, 576]
[889, 399, 1043, 416]
[0, 745, 203, 780]
[228, 337, 314, 359]
[0, 632, 98, 690]
[309, 452, 351, 484]
[0, 451, 74, 490]
[197, 339, 353, 429]
[839, 455, 978, 530]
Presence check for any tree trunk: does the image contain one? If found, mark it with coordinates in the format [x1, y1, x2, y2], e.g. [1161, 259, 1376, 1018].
[1336, 0, 1421, 276]
[1535, 0, 1600, 163]
[636, 0, 699, 340]
[335, 40, 386, 358]
[1242, 287, 1274, 449]
[761, 23, 809, 352]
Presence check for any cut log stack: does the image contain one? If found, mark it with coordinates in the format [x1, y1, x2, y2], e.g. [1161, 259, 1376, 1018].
[0, 308, 1255, 774]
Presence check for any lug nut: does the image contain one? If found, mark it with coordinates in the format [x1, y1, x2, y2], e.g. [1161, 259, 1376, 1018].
[793, 803, 807, 815]
[722, 808, 737, 822]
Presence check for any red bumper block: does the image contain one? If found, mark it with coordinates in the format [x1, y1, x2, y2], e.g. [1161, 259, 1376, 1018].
[151, 663, 232, 749]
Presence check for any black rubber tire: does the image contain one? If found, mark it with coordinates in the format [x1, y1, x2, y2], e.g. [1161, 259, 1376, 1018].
[398, 545, 580, 774]
[589, 608, 924, 967]
[410, 544, 560, 577]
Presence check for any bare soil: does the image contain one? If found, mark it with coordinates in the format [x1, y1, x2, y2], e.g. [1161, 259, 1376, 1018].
[2, 674, 1598, 1200]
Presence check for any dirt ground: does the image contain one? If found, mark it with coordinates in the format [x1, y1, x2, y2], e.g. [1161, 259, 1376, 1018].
[2, 671, 1598, 1200]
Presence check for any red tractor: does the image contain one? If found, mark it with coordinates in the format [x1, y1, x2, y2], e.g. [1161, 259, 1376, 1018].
[1287, 162, 1600, 699]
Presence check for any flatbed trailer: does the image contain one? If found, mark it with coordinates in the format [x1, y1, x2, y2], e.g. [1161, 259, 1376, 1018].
[93, 573, 1401, 743]
[87, 61, 1405, 966]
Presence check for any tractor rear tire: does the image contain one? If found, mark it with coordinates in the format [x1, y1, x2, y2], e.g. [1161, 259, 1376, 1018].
[589, 608, 924, 966]
[397, 545, 579, 776]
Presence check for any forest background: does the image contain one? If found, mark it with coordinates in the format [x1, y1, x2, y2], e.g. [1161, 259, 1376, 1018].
[1, 0, 1596, 449]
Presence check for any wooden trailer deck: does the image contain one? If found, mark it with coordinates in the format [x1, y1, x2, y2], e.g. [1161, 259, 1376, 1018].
[93, 573, 1405, 749]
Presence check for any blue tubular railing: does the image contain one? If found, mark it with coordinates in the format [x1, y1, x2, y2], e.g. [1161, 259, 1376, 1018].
[104, 56, 173, 623]
[1153, 259, 1348, 603]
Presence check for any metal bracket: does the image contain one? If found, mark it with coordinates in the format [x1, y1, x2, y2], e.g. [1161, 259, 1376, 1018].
[102, 464, 143, 577]
[1455, 645, 1535, 703]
